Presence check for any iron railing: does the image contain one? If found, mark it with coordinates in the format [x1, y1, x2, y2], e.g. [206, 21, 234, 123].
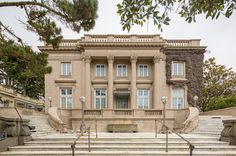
[71, 126, 91, 156]
[163, 125, 195, 156]
[154, 119, 194, 156]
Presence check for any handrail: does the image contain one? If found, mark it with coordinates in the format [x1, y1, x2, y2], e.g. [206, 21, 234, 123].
[154, 119, 194, 156]
[71, 126, 91, 156]
[163, 124, 195, 156]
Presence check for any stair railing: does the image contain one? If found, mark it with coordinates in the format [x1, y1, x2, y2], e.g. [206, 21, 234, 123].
[163, 124, 195, 156]
[71, 126, 91, 156]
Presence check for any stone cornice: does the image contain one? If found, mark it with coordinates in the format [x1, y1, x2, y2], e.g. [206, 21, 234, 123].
[78, 42, 166, 47]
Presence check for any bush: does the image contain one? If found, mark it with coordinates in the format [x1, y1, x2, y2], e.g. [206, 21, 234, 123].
[204, 95, 236, 111]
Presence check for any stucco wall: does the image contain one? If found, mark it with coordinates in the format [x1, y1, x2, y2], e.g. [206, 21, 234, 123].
[200, 107, 236, 116]
[165, 49, 205, 107]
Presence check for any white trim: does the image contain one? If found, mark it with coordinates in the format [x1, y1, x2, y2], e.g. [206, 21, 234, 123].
[137, 89, 150, 109]
[171, 61, 185, 77]
[95, 64, 106, 77]
[171, 87, 185, 109]
[61, 62, 72, 76]
[138, 64, 149, 77]
[116, 64, 128, 77]
[59, 87, 73, 109]
[94, 89, 107, 109]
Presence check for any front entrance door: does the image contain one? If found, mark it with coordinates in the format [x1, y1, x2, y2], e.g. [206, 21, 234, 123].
[116, 97, 128, 109]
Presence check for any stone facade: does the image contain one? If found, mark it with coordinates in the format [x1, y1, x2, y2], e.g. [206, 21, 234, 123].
[39, 34, 206, 132]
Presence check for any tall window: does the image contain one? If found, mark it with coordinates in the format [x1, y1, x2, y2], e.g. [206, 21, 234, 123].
[96, 64, 106, 77]
[137, 89, 149, 109]
[138, 64, 148, 77]
[61, 62, 72, 76]
[94, 89, 107, 109]
[60, 88, 72, 109]
[117, 64, 127, 77]
[172, 88, 185, 109]
[172, 62, 184, 76]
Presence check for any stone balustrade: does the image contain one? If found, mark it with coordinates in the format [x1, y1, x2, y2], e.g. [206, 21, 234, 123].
[0, 85, 44, 108]
[59, 40, 78, 46]
[220, 119, 236, 145]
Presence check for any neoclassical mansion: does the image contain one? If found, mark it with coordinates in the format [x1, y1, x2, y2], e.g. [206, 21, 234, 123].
[39, 34, 206, 132]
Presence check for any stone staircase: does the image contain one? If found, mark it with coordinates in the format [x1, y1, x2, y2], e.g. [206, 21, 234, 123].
[1, 114, 236, 155]
[21, 112, 57, 137]
[1, 132, 236, 156]
[191, 115, 232, 136]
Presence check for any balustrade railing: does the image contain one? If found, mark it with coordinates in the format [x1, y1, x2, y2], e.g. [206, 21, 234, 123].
[113, 109, 133, 115]
[84, 109, 103, 116]
[145, 110, 162, 116]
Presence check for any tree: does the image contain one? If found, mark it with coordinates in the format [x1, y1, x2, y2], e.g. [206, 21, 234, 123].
[0, 38, 52, 98]
[117, 0, 236, 31]
[0, 0, 98, 47]
[202, 58, 236, 111]
[0, 0, 98, 99]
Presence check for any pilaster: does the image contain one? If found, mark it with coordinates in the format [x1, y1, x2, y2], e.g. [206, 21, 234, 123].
[130, 55, 138, 109]
[107, 55, 114, 109]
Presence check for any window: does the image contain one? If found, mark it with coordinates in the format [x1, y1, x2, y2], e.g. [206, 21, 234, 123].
[172, 88, 185, 109]
[96, 64, 106, 77]
[172, 62, 184, 76]
[138, 64, 149, 77]
[61, 62, 72, 76]
[94, 89, 107, 109]
[60, 88, 72, 109]
[137, 89, 149, 109]
[117, 64, 127, 77]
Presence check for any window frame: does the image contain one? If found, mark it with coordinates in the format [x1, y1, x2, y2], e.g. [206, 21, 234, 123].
[95, 64, 106, 77]
[116, 64, 128, 77]
[137, 89, 150, 109]
[171, 61, 185, 77]
[61, 62, 72, 76]
[94, 89, 107, 109]
[60, 88, 73, 109]
[171, 87, 185, 109]
[138, 64, 149, 77]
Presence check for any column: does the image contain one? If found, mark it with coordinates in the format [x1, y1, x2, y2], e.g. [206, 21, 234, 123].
[85, 56, 91, 109]
[153, 55, 161, 109]
[107, 55, 114, 109]
[130, 55, 137, 109]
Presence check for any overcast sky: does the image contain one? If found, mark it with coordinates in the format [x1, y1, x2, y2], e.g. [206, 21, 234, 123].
[0, 0, 235, 71]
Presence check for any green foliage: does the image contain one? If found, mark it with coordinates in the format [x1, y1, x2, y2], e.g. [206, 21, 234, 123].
[117, 0, 236, 31]
[202, 58, 236, 111]
[0, 0, 98, 47]
[0, 38, 52, 99]
[204, 95, 236, 111]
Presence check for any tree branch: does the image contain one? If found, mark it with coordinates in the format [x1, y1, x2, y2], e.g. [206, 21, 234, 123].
[0, 1, 71, 21]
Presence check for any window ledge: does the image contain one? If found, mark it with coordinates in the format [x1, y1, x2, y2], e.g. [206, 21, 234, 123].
[60, 75, 72, 78]
[136, 80, 153, 84]
[55, 79, 76, 83]
[114, 79, 130, 84]
[92, 79, 108, 84]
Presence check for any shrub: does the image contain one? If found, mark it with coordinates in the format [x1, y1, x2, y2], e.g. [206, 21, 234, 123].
[204, 95, 236, 111]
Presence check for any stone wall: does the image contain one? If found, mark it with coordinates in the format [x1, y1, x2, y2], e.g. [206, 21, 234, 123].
[165, 49, 205, 107]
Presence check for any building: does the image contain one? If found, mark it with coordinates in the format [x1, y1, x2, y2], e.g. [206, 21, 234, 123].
[39, 34, 206, 132]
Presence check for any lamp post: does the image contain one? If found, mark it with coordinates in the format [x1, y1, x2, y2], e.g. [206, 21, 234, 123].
[193, 95, 199, 107]
[48, 97, 52, 107]
[80, 96, 86, 135]
[161, 96, 168, 152]
[161, 96, 168, 130]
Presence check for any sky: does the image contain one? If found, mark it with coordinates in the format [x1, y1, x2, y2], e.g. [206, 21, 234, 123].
[0, 0, 235, 71]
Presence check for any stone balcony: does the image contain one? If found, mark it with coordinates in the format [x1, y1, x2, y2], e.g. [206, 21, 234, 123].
[56, 35, 201, 47]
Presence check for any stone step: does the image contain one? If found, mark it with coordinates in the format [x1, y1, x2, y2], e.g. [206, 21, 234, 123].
[25, 141, 228, 146]
[1, 150, 236, 156]
[9, 145, 236, 152]
[32, 136, 219, 142]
